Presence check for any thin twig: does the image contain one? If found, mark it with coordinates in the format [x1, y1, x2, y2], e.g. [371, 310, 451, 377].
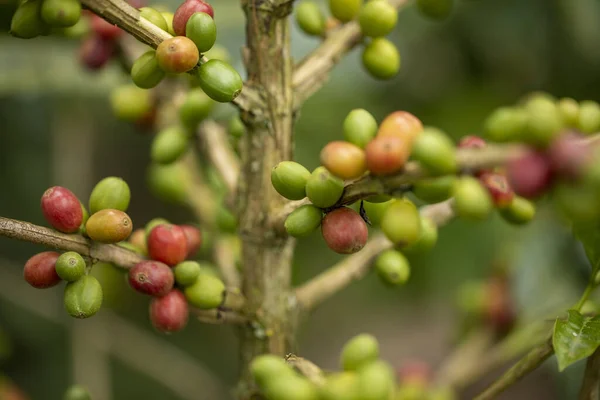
[285, 354, 326, 386]
[579, 347, 600, 400]
[193, 308, 248, 325]
[182, 151, 219, 229]
[197, 120, 240, 195]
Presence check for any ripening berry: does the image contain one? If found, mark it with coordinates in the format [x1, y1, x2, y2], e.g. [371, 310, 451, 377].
[412, 176, 455, 203]
[458, 135, 486, 149]
[285, 205, 322, 238]
[357, 361, 396, 400]
[128, 261, 174, 296]
[64, 384, 91, 400]
[377, 111, 423, 146]
[156, 36, 199, 73]
[506, 150, 553, 199]
[340, 333, 379, 371]
[128, 228, 148, 255]
[180, 224, 202, 258]
[411, 127, 457, 175]
[149, 289, 189, 332]
[402, 216, 438, 254]
[498, 196, 536, 225]
[263, 375, 319, 400]
[173, 0, 214, 37]
[328, 0, 362, 22]
[85, 209, 133, 243]
[195, 59, 243, 103]
[320, 141, 367, 180]
[362, 38, 400, 80]
[79, 35, 114, 71]
[179, 88, 215, 128]
[398, 360, 431, 386]
[41, 0, 81, 28]
[321, 207, 368, 254]
[55, 252, 86, 282]
[147, 162, 190, 204]
[319, 373, 360, 400]
[151, 126, 190, 165]
[295, 2, 326, 36]
[557, 98, 580, 128]
[24, 251, 61, 289]
[271, 161, 311, 200]
[184, 273, 225, 309]
[577, 101, 600, 134]
[452, 176, 493, 220]
[484, 107, 529, 143]
[358, 0, 397, 38]
[375, 250, 410, 286]
[306, 166, 344, 208]
[547, 133, 591, 180]
[41, 186, 83, 233]
[90, 14, 123, 40]
[147, 224, 188, 266]
[64, 275, 103, 319]
[186, 12, 217, 52]
[362, 199, 394, 226]
[89, 176, 131, 214]
[139, 7, 169, 31]
[131, 50, 165, 89]
[173, 261, 201, 286]
[380, 199, 421, 247]
[416, 0, 453, 20]
[365, 135, 410, 176]
[478, 172, 514, 208]
[250, 355, 296, 389]
[343, 109, 378, 149]
[110, 84, 153, 122]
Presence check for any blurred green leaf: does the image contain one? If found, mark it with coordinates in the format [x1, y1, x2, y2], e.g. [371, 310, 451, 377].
[553, 310, 600, 371]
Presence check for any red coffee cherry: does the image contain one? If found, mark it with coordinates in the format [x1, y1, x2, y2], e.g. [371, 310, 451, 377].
[180, 224, 202, 258]
[321, 207, 368, 254]
[156, 36, 199, 74]
[79, 35, 114, 71]
[506, 149, 553, 199]
[23, 251, 61, 289]
[458, 135, 486, 149]
[365, 135, 410, 176]
[147, 224, 188, 266]
[149, 289, 189, 333]
[90, 14, 123, 40]
[173, 0, 214, 37]
[547, 132, 591, 180]
[479, 172, 514, 208]
[129, 261, 174, 296]
[41, 186, 83, 233]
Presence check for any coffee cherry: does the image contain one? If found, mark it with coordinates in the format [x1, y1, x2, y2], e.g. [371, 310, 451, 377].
[456, 280, 487, 315]
[156, 36, 199, 73]
[341, 333, 379, 371]
[151, 126, 190, 164]
[362, 199, 394, 226]
[149, 289, 189, 332]
[147, 162, 190, 204]
[362, 38, 400, 80]
[131, 50, 165, 89]
[506, 149, 553, 199]
[306, 166, 344, 208]
[365, 135, 410, 175]
[89, 176, 131, 214]
[139, 7, 168, 31]
[161, 11, 176, 35]
[85, 209, 133, 243]
[262, 375, 318, 400]
[375, 249, 410, 286]
[484, 107, 528, 143]
[229, 115, 246, 138]
[271, 161, 311, 200]
[55, 252, 86, 282]
[79, 203, 89, 235]
[196, 59, 243, 103]
[522, 100, 563, 146]
[173, 260, 201, 286]
[285, 205, 322, 238]
[498, 196, 536, 225]
[59, 17, 90, 38]
[180, 224, 202, 258]
[250, 355, 296, 389]
[64, 384, 91, 400]
[10, 0, 50, 39]
[484, 277, 515, 335]
[343, 109, 378, 149]
[320, 141, 367, 180]
[145, 218, 169, 239]
[24, 251, 61, 289]
[377, 111, 423, 146]
[295, 2, 326, 36]
[128, 261, 174, 296]
[357, 360, 396, 400]
[557, 98, 579, 127]
[79, 35, 114, 71]
[186, 12, 216, 52]
[380, 199, 421, 247]
[577, 101, 600, 134]
[458, 135, 486, 149]
[41, 0, 81, 27]
[90, 14, 123, 40]
[329, 0, 362, 22]
[64, 275, 103, 319]
[148, 224, 188, 266]
[110, 84, 153, 122]
[416, 0, 453, 20]
[358, 0, 397, 38]
[128, 228, 148, 255]
[217, 205, 237, 233]
[452, 176, 493, 220]
[402, 216, 438, 254]
[478, 172, 514, 208]
[184, 273, 225, 309]
[411, 127, 457, 175]
[179, 88, 215, 128]
[173, 0, 214, 37]
[553, 182, 600, 224]
[547, 133, 590, 180]
[321, 207, 368, 254]
[412, 176, 455, 203]
[41, 186, 83, 233]
[319, 372, 360, 400]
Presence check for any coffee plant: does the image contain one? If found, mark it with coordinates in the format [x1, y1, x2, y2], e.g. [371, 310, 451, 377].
[2, 0, 600, 398]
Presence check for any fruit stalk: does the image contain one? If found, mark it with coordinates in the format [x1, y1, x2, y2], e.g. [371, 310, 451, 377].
[579, 347, 600, 400]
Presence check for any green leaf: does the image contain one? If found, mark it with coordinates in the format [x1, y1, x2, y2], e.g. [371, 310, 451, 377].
[553, 310, 600, 371]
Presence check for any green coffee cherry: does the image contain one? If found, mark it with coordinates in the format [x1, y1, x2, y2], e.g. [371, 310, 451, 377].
[179, 88, 215, 128]
[151, 125, 190, 164]
[89, 176, 131, 214]
[320, 372, 360, 400]
[357, 360, 396, 400]
[553, 183, 600, 224]
[340, 333, 379, 371]
[456, 280, 487, 314]
[498, 196, 536, 225]
[395, 383, 428, 400]
[523, 100, 563, 146]
[329, 0, 362, 22]
[343, 109, 378, 148]
[110, 85, 153, 122]
[412, 176, 455, 203]
[416, 0, 453, 20]
[306, 166, 344, 208]
[184, 274, 225, 309]
[577, 101, 600, 134]
[131, 50, 165, 89]
[557, 98, 579, 128]
[375, 249, 410, 286]
[285, 205, 322, 237]
[161, 11, 175, 35]
[64, 275, 103, 319]
[79, 203, 89, 235]
[145, 217, 169, 239]
[229, 115, 245, 138]
[64, 384, 91, 400]
[217, 204, 237, 233]
[186, 12, 217, 52]
[362, 199, 394, 226]
[411, 127, 457, 175]
[11, 0, 50, 39]
[359, 0, 397, 38]
[484, 107, 529, 143]
[271, 161, 311, 200]
[55, 251, 86, 282]
[362, 38, 400, 80]
[196, 60, 243, 103]
[452, 176, 493, 220]
[380, 199, 421, 247]
[250, 355, 296, 389]
[41, 0, 81, 28]
[58, 17, 90, 38]
[263, 374, 319, 400]
[402, 216, 438, 254]
[174, 261, 201, 286]
[295, 2, 326, 36]
[147, 162, 190, 204]
[140, 7, 168, 31]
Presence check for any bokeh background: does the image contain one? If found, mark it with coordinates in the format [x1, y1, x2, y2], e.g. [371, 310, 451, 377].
[1, 0, 600, 398]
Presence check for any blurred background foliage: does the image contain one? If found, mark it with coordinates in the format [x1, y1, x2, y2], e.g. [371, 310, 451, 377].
[1, 0, 600, 398]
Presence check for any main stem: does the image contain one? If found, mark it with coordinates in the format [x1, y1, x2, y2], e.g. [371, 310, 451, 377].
[236, 1, 296, 397]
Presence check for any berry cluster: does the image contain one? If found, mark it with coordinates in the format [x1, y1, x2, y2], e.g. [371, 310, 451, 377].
[10, 0, 83, 39]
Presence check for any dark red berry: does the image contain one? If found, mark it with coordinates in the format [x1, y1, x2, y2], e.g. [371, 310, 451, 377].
[91, 14, 123, 40]
[79, 35, 115, 71]
[147, 224, 188, 266]
[547, 132, 591, 181]
[180, 225, 202, 258]
[41, 186, 83, 233]
[128, 261, 174, 296]
[506, 150, 553, 199]
[23, 251, 61, 289]
[458, 135, 486, 149]
[479, 172, 514, 208]
[149, 289, 189, 332]
[173, 0, 214, 37]
[321, 207, 368, 254]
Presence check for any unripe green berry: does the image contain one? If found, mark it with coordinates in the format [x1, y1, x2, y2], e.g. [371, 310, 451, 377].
[362, 199, 394, 226]
[577, 101, 600, 134]
[452, 176, 493, 220]
[174, 261, 201, 286]
[456, 280, 487, 314]
[362, 38, 400, 80]
[306, 166, 344, 208]
[179, 88, 215, 128]
[195, 59, 243, 103]
[320, 372, 360, 400]
[64, 384, 91, 400]
[498, 196, 536, 225]
[484, 107, 529, 143]
[161, 11, 175, 35]
[147, 162, 190, 204]
[110, 85, 153, 122]
[263, 374, 319, 400]
[217, 204, 237, 233]
[329, 0, 362, 22]
[58, 16, 90, 38]
[343, 109, 378, 148]
[55, 251, 86, 282]
[285, 205, 322, 237]
[380, 199, 421, 247]
[184, 274, 225, 309]
[557, 98, 580, 128]
[402, 216, 438, 254]
[553, 182, 600, 224]
[151, 125, 190, 164]
[341, 333, 379, 371]
[250, 355, 296, 389]
[229, 115, 246, 138]
[271, 161, 311, 200]
[411, 127, 457, 175]
[295, 1, 326, 36]
[64, 275, 103, 319]
[145, 217, 169, 239]
[412, 176, 455, 203]
[89, 176, 131, 214]
[140, 7, 168, 31]
[41, 0, 81, 28]
[358, 0, 397, 38]
[416, 0, 453, 20]
[186, 12, 217, 52]
[523, 101, 563, 146]
[131, 50, 165, 89]
[11, 0, 51, 39]
[375, 249, 410, 286]
[357, 360, 396, 400]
